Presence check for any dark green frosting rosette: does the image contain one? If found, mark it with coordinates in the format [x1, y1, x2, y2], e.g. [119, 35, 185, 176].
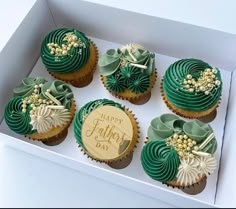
[41, 28, 90, 74]
[106, 73, 126, 93]
[128, 73, 150, 93]
[141, 140, 180, 183]
[73, 99, 124, 150]
[4, 96, 34, 135]
[163, 58, 222, 112]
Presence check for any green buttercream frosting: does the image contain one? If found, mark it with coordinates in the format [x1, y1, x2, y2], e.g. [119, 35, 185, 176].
[13, 77, 47, 97]
[98, 44, 156, 94]
[4, 77, 74, 136]
[73, 99, 124, 150]
[163, 58, 222, 112]
[147, 113, 217, 154]
[128, 73, 150, 93]
[106, 73, 126, 93]
[120, 66, 140, 84]
[41, 80, 73, 109]
[141, 140, 180, 183]
[4, 96, 34, 135]
[40, 28, 90, 74]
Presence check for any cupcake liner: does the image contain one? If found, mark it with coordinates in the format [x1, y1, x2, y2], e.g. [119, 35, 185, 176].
[165, 175, 207, 195]
[78, 107, 140, 167]
[160, 80, 220, 120]
[48, 40, 98, 87]
[101, 70, 157, 104]
[26, 99, 77, 144]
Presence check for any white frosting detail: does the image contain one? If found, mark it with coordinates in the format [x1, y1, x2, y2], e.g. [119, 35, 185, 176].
[177, 158, 199, 186]
[120, 43, 145, 54]
[30, 105, 53, 133]
[51, 109, 71, 127]
[197, 156, 217, 177]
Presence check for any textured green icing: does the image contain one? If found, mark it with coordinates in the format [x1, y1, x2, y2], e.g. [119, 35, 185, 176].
[120, 66, 140, 84]
[41, 28, 90, 74]
[13, 77, 47, 97]
[147, 113, 217, 154]
[141, 140, 180, 183]
[41, 80, 73, 109]
[163, 58, 222, 112]
[128, 73, 150, 93]
[73, 99, 124, 150]
[4, 96, 34, 135]
[106, 73, 126, 93]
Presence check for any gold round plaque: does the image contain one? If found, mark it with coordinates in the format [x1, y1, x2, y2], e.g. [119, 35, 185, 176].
[81, 106, 134, 161]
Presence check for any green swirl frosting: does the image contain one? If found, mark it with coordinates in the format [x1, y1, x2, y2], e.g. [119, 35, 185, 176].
[128, 73, 150, 93]
[163, 58, 222, 112]
[141, 140, 180, 183]
[4, 96, 34, 135]
[148, 113, 217, 154]
[41, 28, 90, 74]
[73, 99, 124, 150]
[41, 80, 73, 109]
[13, 77, 47, 97]
[106, 74, 126, 93]
[120, 66, 140, 84]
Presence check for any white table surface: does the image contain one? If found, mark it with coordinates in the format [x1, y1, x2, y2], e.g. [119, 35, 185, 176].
[1, 0, 236, 207]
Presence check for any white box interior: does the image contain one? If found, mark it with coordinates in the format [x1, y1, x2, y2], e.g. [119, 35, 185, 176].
[0, 0, 235, 207]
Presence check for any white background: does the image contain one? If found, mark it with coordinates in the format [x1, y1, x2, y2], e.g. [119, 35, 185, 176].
[0, 0, 236, 207]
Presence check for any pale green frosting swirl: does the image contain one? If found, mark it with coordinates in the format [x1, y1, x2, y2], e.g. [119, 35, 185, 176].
[148, 113, 217, 154]
[163, 58, 222, 112]
[141, 140, 180, 183]
[41, 28, 90, 74]
[41, 80, 73, 109]
[73, 99, 124, 150]
[13, 77, 47, 97]
[99, 48, 155, 76]
[4, 96, 34, 135]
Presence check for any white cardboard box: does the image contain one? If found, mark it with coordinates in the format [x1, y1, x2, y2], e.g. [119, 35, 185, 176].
[0, 0, 236, 207]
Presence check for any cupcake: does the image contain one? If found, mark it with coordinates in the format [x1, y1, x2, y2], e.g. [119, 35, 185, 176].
[98, 43, 157, 104]
[4, 77, 76, 146]
[41, 28, 98, 87]
[73, 99, 139, 169]
[161, 59, 222, 120]
[141, 113, 217, 195]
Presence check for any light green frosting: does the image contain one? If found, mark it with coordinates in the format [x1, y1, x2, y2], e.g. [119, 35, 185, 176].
[163, 58, 222, 112]
[73, 99, 124, 150]
[147, 113, 217, 154]
[4, 96, 34, 135]
[13, 77, 47, 97]
[141, 140, 180, 183]
[99, 48, 155, 76]
[41, 80, 73, 109]
[41, 28, 90, 74]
